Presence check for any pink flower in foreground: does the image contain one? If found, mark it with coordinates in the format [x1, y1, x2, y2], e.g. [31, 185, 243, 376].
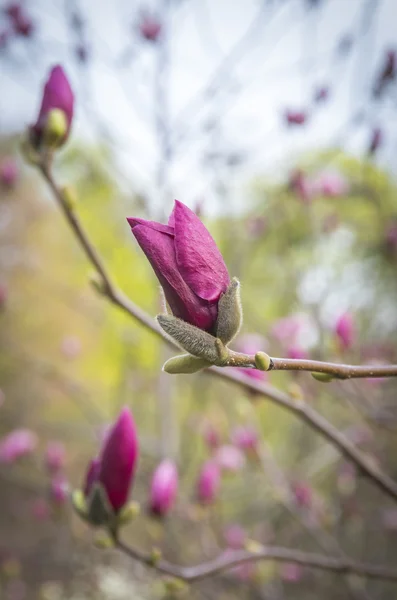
[139, 15, 162, 42]
[30, 65, 74, 149]
[0, 429, 37, 463]
[83, 407, 139, 512]
[197, 460, 220, 505]
[335, 312, 355, 350]
[285, 110, 307, 126]
[0, 157, 18, 188]
[215, 444, 245, 473]
[127, 200, 230, 332]
[44, 442, 66, 473]
[149, 459, 178, 517]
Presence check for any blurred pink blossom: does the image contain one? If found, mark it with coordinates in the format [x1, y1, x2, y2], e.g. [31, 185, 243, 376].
[197, 460, 220, 505]
[287, 345, 309, 360]
[44, 442, 66, 473]
[231, 426, 259, 454]
[202, 423, 221, 450]
[149, 459, 179, 517]
[215, 445, 245, 473]
[31, 498, 50, 521]
[314, 171, 349, 197]
[138, 15, 162, 42]
[291, 481, 312, 508]
[50, 475, 69, 505]
[0, 429, 37, 463]
[335, 312, 355, 350]
[224, 524, 246, 549]
[285, 110, 307, 125]
[0, 157, 18, 188]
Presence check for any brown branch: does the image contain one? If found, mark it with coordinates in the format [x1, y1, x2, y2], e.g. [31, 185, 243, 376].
[115, 539, 397, 583]
[225, 350, 397, 380]
[38, 162, 397, 504]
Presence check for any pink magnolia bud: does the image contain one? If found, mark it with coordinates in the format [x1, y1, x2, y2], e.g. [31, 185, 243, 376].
[368, 127, 382, 155]
[91, 407, 139, 512]
[231, 426, 259, 454]
[335, 312, 355, 350]
[139, 15, 162, 42]
[0, 429, 37, 463]
[31, 498, 50, 521]
[197, 460, 220, 505]
[149, 459, 178, 517]
[291, 481, 312, 508]
[30, 65, 74, 149]
[0, 157, 18, 188]
[127, 200, 230, 332]
[44, 441, 66, 473]
[215, 444, 245, 473]
[285, 110, 307, 126]
[50, 474, 69, 505]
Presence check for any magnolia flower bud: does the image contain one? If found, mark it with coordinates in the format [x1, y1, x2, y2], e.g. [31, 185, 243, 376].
[149, 459, 178, 517]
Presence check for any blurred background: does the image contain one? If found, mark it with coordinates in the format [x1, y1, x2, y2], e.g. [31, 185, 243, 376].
[1, 0, 397, 598]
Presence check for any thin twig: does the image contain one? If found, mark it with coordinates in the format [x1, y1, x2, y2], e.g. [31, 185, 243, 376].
[38, 163, 397, 504]
[115, 539, 397, 583]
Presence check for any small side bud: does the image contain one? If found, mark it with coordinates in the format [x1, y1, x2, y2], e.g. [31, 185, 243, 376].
[72, 489, 88, 520]
[61, 186, 77, 210]
[215, 278, 243, 345]
[117, 501, 140, 526]
[157, 314, 229, 365]
[94, 531, 115, 549]
[149, 547, 162, 566]
[255, 352, 271, 371]
[86, 482, 114, 527]
[311, 372, 334, 383]
[43, 109, 68, 148]
[162, 354, 210, 374]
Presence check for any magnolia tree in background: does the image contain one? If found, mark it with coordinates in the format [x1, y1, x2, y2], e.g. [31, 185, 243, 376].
[1, 2, 397, 599]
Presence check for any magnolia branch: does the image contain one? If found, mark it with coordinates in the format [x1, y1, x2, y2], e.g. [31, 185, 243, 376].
[38, 161, 397, 506]
[115, 539, 397, 583]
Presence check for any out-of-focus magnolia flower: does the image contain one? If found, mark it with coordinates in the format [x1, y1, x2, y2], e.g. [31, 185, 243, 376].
[314, 86, 329, 102]
[31, 498, 50, 521]
[45, 442, 66, 473]
[313, 171, 349, 197]
[215, 444, 245, 473]
[271, 313, 316, 354]
[368, 127, 383, 155]
[0, 429, 37, 463]
[149, 459, 178, 517]
[231, 426, 259, 454]
[128, 200, 230, 332]
[202, 423, 221, 450]
[285, 110, 307, 126]
[30, 65, 74, 150]
[0, 157, 18, 188]
[50, 475, 69, 504]
[224, 524, 246, 549]
[287, 345, 309, 360]
[138, 15, 162, 42]
[197, 460, 220, 505]
[335, 312, 355, 350]
[235, 334, 269, 381]
[83, 407, 139, 512]
[291, 481, 312, 508]
[5, 3, 33, 37]
[374, 49, 396, 96]
[60, 335, 82, 359]
[289, 169, 314, 204]
[281, 562, 303, 582]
